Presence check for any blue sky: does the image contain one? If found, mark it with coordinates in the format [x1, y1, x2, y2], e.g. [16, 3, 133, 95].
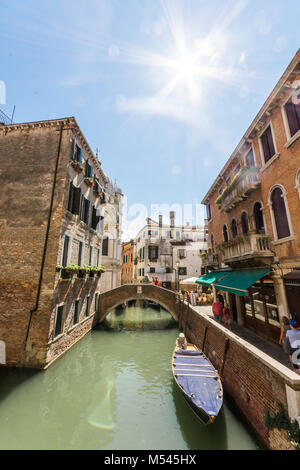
[1, 0, 299, 238]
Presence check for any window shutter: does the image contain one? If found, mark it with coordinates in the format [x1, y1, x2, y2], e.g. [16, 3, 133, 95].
[271, 188, 290, 239]
[78, 241, 83, 266]
[62, 235, 69, 267]
[67, 183, 74, 212]
[285, 101, 300, 137]
[73, 187, 81, 215]
[266, 127, 275, 159]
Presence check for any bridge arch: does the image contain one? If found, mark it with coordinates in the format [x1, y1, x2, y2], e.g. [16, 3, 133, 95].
[97, 284, 180, 324]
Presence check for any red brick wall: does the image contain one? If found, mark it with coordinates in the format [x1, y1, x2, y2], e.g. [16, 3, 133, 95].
[180, 305, 294, 449]
[0, 123, 72, 367]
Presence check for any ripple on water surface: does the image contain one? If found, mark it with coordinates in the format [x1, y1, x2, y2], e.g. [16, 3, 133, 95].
[0, 307, 260, 450]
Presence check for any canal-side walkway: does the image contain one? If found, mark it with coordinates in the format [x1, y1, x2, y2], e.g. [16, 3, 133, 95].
[192, 305, 293, 371]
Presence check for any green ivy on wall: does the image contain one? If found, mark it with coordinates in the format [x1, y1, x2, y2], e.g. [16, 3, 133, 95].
[264, 405, 300, 449]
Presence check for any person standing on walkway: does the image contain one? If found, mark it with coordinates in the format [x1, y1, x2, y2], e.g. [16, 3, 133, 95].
[223, 303, 232, 331]
[212, 297, 223, 322]
[217, 292, 225, 308]
[279, 316, 291, 355]
[286, 320, 300, 375]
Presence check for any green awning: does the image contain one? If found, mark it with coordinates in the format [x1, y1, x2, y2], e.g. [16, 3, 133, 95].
[196, 271, 231, 286]
[214, 268, 271, 296]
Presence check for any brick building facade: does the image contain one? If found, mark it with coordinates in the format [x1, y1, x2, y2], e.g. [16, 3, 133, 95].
[201, 49, 300, 341]
[0, 117, 116, 368]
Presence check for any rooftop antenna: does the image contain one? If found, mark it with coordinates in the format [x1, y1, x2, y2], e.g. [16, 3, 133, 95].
[11, 105, 16, 123]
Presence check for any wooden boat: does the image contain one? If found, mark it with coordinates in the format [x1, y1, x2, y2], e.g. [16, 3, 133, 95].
[172, 343, 223, 425]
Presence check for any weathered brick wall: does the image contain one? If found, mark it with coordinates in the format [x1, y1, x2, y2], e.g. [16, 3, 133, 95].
[180, 304, 300, 450]
[0, 123, 72, 367]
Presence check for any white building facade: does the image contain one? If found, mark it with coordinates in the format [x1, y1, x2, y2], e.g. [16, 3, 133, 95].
[134, 212, 208, 289]
[99, 178, 123, 292]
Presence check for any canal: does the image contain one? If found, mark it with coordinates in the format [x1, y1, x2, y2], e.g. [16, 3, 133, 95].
[0, 306, 261, 450]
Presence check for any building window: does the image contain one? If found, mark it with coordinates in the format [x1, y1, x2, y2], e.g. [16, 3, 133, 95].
[85, 296, 91, 317]
[78, 241, 83, 266]
[97, 249, 100, 267]
[68, 183, 81, 215]
[246, 149, 255, 167]
[85, 160, 93, 178]
[178, 249, 186, 259]
[207, 204, 212, 220]
[91, 207, 100, 231]
[231, 219, 238, 239]
[270, 187, 291, 240]
[73, 144, 82, 163]
[210, 234, 215, 251]
[178, 267, 187, 276]
[62, 235, 70, 267]
[150, 267, 156, 274]
[234, 164, 241, 175]
[223, 225, 228, 242]
[55, 306, 64, 338]
[260, 126, 276, 164]
[284, 96, 300, 138]
[253, 202, 264, 232]
[80, 197, 90, 225]
[89, 246, 93, 266]
[73, 300, 80, 326]
[148, 246, 159, 260]
[241, 212, 249, 235]
[102, 237, 109, 256]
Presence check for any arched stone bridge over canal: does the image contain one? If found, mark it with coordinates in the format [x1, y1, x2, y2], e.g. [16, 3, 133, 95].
[97, 284, 180, 324]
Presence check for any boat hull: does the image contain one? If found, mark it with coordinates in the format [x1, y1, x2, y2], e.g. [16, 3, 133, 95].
[172, 344, 223, 425]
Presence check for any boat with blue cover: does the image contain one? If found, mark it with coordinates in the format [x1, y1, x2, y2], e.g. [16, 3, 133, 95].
[172, 343, 223, 424]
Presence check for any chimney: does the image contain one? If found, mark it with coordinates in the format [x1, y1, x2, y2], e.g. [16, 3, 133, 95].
[170, 211, 175, 228]
[159, 215, 163, 228]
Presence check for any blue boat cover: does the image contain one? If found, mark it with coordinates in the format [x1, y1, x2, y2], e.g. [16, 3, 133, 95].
[173, 350, 223, 417]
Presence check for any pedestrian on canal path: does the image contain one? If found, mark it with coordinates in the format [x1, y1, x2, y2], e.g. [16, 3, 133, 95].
[286, 320, 300, 375]
[223, 303, 232, 331]
[279, 316, 291, 355]
[217, 292, 225, 308]
[212, 297, 223, 323]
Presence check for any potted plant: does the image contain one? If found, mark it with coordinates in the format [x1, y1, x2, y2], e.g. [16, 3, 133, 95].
[71, 161, 84, 173]
[84, 177, 93, 187]
[56, 264, 64, 273]
[65, 263, 79, 273]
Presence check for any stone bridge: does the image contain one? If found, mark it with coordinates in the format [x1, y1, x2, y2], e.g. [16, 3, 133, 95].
[97, 284, 180, 324]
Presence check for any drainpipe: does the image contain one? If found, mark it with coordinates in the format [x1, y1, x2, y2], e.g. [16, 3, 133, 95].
[24, 122, 65, 357]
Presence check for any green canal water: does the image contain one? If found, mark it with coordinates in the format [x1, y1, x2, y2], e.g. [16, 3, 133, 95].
[0, 306, 261, 450]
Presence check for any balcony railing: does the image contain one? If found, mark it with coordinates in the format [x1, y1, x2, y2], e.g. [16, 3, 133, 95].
[201, 253, 219, 269]
[221, 233, 274, 265]
[216, 167, 261, 213]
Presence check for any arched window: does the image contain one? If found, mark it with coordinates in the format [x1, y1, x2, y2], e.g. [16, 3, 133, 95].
[102, 237, 109, 256]
[223, 225, 229, 242]
[231, 219, 238, 239]
[270, 187, 291, 240]
[253, 202, 264, 232]
[241, 212, 249, 235]
[296, 169, 300, 199]
[211, 234, 215, 252]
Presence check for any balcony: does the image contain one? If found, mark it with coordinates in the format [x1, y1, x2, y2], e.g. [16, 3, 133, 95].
[221, 233, 274, 267]
[216, 167, 261, 213]
[201, 252, 219, 269]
